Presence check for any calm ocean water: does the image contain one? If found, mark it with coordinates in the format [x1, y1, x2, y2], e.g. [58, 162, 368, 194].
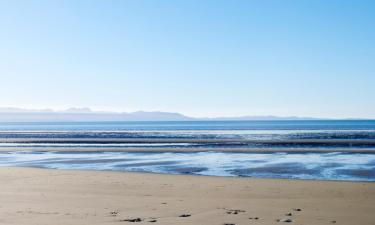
[0, 120, 375, 181]
[1, 120, 375, 132]
[1, 120, 375, 149]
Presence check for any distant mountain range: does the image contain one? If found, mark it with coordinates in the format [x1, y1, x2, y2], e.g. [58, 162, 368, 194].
[0, 107, 334, 122]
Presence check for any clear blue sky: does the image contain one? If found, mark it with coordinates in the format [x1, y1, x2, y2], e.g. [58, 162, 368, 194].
[0, 0, 374, 118]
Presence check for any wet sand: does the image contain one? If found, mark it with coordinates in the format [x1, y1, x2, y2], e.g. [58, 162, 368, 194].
[0, 167, 374, 225]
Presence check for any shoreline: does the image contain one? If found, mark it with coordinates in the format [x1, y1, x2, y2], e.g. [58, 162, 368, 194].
[2, 151, 374, 182]
[6, 165, 375, 183]
[1, 167, 374, 225]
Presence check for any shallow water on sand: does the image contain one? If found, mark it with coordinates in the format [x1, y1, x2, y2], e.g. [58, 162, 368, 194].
[1, 151, 374, 181]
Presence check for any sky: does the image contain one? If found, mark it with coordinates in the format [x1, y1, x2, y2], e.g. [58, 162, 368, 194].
[0, 0, 374, 118]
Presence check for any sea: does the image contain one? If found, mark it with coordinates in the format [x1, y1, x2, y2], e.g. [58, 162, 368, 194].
[0, 120, 374, 181]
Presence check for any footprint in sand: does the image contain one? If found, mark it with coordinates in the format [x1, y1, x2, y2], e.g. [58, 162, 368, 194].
[109, 211, 119, 217]
[226, 209, 246, 215]
[277, 218, 293, 223]
[120, 218, 142, 222]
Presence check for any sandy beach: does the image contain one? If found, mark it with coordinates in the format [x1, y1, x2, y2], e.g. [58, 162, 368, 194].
[2, 0, 375, 224]
[0, 167, 374, 225]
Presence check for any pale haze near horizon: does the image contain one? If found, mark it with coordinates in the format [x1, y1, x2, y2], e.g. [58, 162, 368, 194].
[0, 0, 374, 119]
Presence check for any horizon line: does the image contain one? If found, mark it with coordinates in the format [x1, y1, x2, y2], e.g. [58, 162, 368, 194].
[0, 106, 374, 121]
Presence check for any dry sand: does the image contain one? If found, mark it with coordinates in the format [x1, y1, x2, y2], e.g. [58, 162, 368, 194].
[0, 167, 374, 225]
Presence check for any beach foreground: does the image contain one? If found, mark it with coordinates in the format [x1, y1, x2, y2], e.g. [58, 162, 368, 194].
[0, 168, 374, 225]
